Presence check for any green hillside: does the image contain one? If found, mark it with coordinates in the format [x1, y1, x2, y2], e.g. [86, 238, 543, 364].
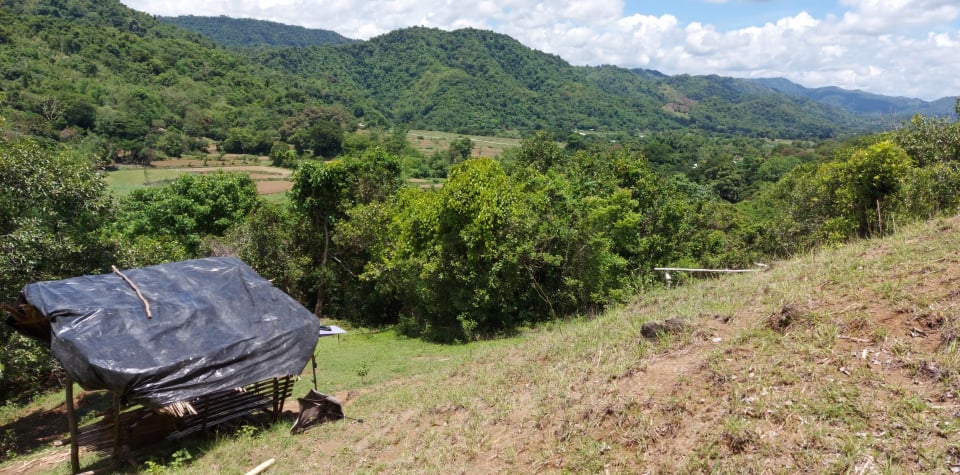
[160, 15, 355, 48]
[0, 0, 315, 157]
[248, 26, 877, 138]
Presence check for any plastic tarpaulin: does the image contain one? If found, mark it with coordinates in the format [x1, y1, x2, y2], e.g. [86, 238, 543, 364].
[18, 257, 320, 408]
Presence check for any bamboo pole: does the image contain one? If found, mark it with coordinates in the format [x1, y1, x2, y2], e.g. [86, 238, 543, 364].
[244, 458, 275, 475]
[65, 375, 80, 474]
[653, 267, 763, 273]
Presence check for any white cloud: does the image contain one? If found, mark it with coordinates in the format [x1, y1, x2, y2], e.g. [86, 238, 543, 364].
[838, 0, 960, 33]
[121, 0, 960, 100]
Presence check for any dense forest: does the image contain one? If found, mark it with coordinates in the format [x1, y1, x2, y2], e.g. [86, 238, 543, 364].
[1, 0, 959, 404]
[160, 15, 355, 48]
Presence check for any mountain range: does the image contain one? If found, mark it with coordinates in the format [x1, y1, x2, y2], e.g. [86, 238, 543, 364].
[162, 15, 956, 126]
[0, 0, 954, 149]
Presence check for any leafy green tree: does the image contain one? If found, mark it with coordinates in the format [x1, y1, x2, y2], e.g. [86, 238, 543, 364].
[291, 119, 343, 158]
[364, 158, 541, 340]
[360, 148, 690, 340]
[220, 203, 310, 301]
[835, 140, 913, 236]
[0, 136, 112, 402]
[111, 171, 259, 256]
[290, 148, 403, 315]
[507, 131, 565, 173]
[895, 114, 960, 166]
[147, 127, 189, 157]
[222, 127, 274, 154]
[448, 136, 473, 162]
[894, 161, 960, 220]
[270, 141, 299, 168]
[750, 138, 913, 252]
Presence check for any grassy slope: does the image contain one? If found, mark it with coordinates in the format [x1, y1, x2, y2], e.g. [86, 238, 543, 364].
[6, 215, 960, 473]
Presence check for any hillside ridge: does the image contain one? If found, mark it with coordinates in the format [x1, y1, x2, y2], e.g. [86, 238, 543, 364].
[297, 214, 960, 472]
[159, 15, 355, 47]
[748, 76, 956, 117]
[159, 14, 956, 126]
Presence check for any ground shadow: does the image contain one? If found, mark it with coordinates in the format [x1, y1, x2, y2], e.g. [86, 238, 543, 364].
[0, 391, 113, 460]
[2, 399, 297, 472]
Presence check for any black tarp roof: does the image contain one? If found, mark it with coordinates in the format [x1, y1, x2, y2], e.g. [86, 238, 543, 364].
[9, 257, 320, 408]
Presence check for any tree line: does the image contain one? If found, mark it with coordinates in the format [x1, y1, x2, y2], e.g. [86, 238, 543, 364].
[3, 104, 960, 402]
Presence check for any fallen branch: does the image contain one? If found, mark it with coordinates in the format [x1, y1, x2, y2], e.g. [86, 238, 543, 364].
[112, 265, 152, 319]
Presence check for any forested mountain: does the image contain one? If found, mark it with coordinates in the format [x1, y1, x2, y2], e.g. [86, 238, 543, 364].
[248, 26, 879, 138]
[0, 0, 361, 159]
[0, 0, 951, 156]
[156, 15, 958, 132]
[748, 77, 956, 118]
[160, 15, 355, 48]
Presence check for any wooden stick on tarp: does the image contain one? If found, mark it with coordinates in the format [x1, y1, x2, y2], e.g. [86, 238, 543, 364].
[111, 265, 152, 319]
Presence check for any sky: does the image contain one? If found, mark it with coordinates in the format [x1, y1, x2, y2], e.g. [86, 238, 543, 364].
[119, 0, 960, 101]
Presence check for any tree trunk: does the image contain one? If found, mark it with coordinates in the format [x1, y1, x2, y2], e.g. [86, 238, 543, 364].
[313, 217, 330, 316]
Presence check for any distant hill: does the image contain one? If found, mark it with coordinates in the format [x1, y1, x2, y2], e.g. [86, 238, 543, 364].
[747, 77, 957, 118]
[160, 15, 355, 48]
[248, 26, 880, 138]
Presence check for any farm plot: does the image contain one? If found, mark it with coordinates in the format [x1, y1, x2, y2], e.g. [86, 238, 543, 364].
[106, 155, 293, 198]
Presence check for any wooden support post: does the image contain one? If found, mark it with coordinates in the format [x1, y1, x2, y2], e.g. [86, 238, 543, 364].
[272, 378, 280, 420]
[281, 376, 291, 419]
[112, 392, 122, 460]
[65, 375, 80, 474]
[311, 353, 319, 392]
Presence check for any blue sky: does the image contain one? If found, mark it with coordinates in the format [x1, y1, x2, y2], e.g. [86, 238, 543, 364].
[634, 0, 837, 30]
[122, 0, 960, 100]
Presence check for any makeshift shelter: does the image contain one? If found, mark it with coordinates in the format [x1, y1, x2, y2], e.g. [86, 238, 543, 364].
[3, 257, 321, 472]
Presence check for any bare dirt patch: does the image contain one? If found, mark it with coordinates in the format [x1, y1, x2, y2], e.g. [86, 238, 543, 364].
[256, 181, 293, 195]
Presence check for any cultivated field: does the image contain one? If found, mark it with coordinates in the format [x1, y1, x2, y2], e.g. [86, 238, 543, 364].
[104, 131, 521, 198]
[407, 130, 521, 158]
[104, 155, 293, 198]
